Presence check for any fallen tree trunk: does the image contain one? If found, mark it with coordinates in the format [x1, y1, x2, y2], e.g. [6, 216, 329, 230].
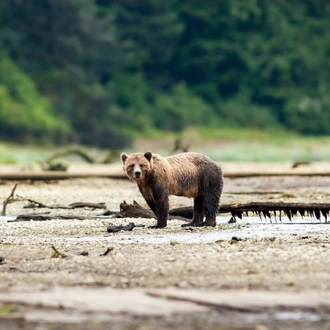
[116, 201, 330, 222]
[3, 171, 330, 181]
[170, 202, 330, 222]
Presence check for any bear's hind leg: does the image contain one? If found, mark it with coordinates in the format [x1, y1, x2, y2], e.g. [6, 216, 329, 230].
[182, 196, 204, 227]
[203, 215, 217, 227]
[203, 194, 220, 227]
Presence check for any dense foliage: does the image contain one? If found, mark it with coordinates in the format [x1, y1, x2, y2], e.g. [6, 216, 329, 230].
[1, 0, 330, 147]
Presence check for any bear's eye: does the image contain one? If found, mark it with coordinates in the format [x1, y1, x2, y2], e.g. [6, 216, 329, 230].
[140, 164, 143, 168]
[129, 164, 134, 169]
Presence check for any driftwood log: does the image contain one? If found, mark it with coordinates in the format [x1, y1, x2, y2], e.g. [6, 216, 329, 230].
[10, 214, 113, 222]
[17, 195, 106, 210]
[114, 201, 190, 222]
[2, 172, 330, 181]
[117, 201, 330, 223]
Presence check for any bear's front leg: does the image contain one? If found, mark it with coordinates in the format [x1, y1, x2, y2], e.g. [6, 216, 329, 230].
[144, 199, 157, 218]
[148, 188, 169, 228]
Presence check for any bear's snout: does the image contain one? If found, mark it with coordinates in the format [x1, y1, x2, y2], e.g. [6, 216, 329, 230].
[134, 171, 141, 178]
[133, 164, 142, 179]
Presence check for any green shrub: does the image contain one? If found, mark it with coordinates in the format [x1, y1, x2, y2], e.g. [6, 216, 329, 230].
[0, 56, 70, 143]
[153, 83, 215, 131]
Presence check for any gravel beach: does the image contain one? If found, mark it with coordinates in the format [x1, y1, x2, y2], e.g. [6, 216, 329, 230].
[1, 163, 330, 329]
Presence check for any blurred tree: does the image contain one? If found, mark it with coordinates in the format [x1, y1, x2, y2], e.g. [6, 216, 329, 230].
[0, 0, 131, 147]
[0, 56, 70, 143]
[1, 0, 330, 145]
[153, 83, 214, 131]
[248, 0, 330, 133]
[108, 0, 184, 87]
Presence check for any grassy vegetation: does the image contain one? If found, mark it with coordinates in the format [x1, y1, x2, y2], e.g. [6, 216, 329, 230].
[206, 140, 330, 162]
[133, 127, 330, 162]
[0, 305, 13, 316]
[1, 128, 330, 164]
[191, 128, 330, 162]
[0, 142, 53, 164]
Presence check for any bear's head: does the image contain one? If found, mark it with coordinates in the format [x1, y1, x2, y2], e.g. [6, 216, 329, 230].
[121, 151, 153, 182]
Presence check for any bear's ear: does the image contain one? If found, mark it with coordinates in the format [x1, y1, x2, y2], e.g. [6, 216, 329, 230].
[121, 153, 128, 164]
[144, 151, 152, 161]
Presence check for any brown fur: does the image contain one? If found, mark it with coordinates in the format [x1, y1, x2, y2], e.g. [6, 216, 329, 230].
[121, 151, 223, 228]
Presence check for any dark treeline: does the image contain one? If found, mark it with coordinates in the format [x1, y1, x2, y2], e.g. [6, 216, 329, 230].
[0, 0, 330, 148]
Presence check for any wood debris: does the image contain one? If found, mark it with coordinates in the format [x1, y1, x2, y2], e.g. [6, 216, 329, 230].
[51, 245, 67, 258]
[1, 183, 19, 216]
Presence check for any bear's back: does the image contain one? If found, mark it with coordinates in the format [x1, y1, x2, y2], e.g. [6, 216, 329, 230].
[159, 152, 222, 197]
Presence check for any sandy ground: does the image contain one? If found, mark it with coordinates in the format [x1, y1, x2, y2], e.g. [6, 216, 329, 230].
[0, 162, 330, 329]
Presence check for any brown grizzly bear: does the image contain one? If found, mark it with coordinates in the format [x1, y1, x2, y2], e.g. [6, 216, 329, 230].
[121, 151, 223, 228]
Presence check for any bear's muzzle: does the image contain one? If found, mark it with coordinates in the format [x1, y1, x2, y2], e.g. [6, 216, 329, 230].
[134, 171, 141, 178]
[133, 164, 142, 178]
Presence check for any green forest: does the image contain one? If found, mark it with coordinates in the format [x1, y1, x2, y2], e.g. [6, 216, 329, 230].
[1, 0, 330, 148]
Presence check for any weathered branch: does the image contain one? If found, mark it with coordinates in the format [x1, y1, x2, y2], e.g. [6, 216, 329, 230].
[46, 148, 95, 164]
[51, 246, 67, 258]
[17, 195, 106, 210]
[45, 148, 119, 165]
[68, 202, 106, 209]
[9, 214, 114, 222]
[1, 183, 19, 216]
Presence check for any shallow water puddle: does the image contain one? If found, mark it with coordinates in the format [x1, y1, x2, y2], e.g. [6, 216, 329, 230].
[0, 215, 17, 221]
[63, 216, 329, 244]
